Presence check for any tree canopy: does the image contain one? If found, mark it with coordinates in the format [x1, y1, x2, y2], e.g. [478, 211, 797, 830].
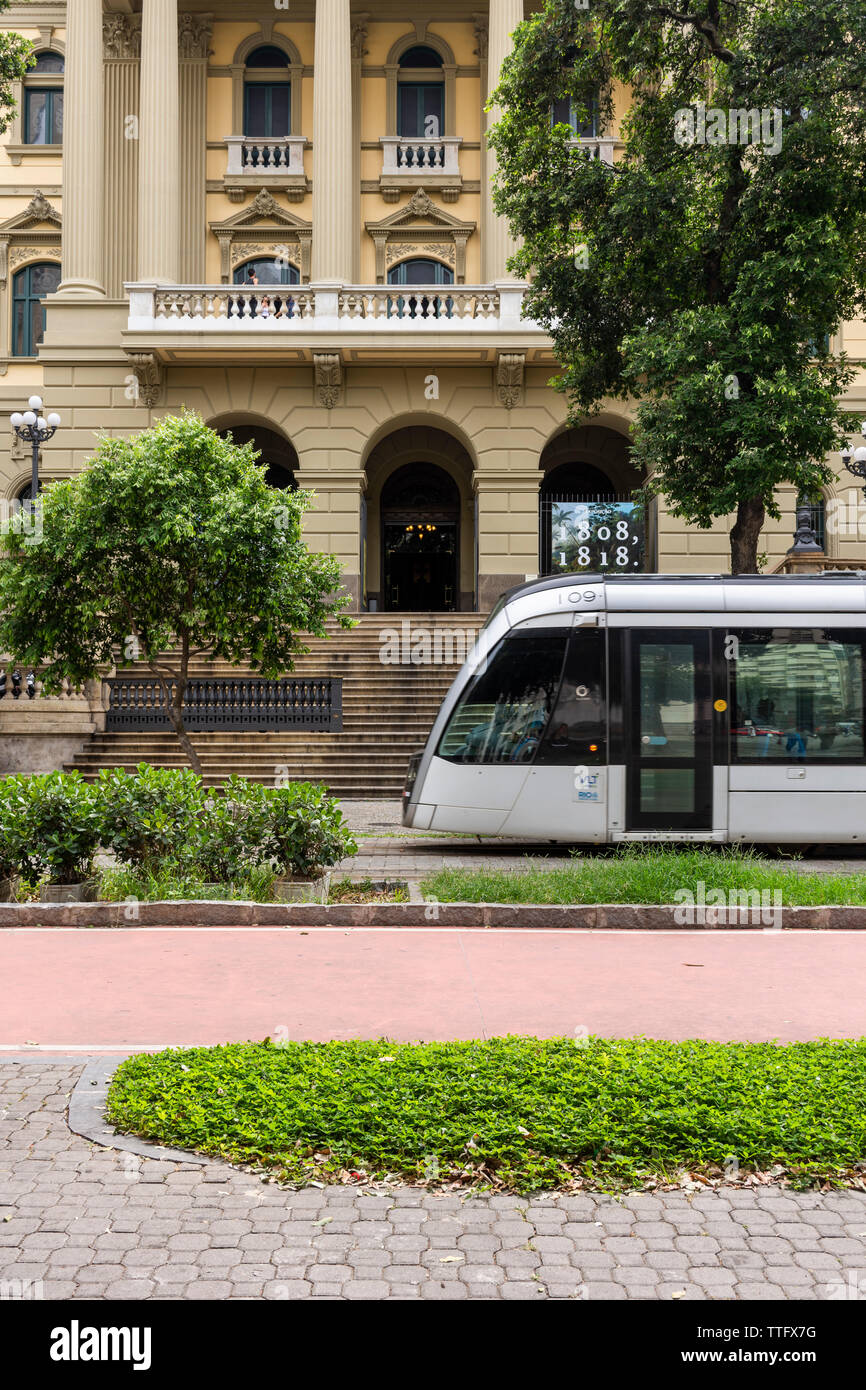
[0, 413, 353, 772]
[0, 4, 34, 133]
[488, 0, 866, 571]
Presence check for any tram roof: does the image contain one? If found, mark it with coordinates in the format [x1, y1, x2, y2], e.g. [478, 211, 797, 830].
[497, 570, 866, 617]
[502, 571, 866, 602]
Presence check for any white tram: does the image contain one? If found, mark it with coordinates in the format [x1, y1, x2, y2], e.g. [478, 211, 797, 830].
[401, 573, 866, 844]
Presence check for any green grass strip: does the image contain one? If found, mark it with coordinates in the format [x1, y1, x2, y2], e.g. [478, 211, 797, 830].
[106, 1037, 866, 1192]
[421, 846, 866, 906]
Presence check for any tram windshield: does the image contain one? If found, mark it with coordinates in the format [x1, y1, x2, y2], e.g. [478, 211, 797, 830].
[437, 630, 567, 764]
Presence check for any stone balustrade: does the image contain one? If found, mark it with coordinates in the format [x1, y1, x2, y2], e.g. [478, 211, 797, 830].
[224, 135, 308, 176]
[0, 664, 107, 774]
[569, 137, 617, 165]
[127, 284, 539, 333]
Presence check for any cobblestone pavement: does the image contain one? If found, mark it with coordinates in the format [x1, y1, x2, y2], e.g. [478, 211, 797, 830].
[2, 1064, 865, 1301]
[336, 800, 866, 879]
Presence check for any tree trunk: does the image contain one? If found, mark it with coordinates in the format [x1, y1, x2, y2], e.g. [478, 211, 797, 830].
[729, 496, 766, 575]
[152, 631, 203, 777]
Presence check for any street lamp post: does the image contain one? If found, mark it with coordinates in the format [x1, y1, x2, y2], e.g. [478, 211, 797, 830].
[9, 394, 61, 505]
[841, 421, 866, 496]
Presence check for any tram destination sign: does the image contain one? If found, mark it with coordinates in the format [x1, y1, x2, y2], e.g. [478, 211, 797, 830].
[548, 499, 645, 574]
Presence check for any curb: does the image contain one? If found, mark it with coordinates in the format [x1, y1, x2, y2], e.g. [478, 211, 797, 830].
[67, 1055, 210, 1165]
[0, 900, 865, 928]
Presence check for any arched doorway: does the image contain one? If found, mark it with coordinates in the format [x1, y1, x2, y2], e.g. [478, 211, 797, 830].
[213, 421, 297, 491]
[539, 426, 645, 576]
[380, 462, 460, 611]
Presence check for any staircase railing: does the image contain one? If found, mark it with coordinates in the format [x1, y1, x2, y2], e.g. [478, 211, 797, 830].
[105, 676, 343, 731]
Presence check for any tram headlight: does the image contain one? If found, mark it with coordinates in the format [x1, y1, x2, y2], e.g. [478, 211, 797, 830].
[403, 751, 422, 805]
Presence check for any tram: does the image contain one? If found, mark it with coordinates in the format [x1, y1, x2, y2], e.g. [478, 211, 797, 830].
[401, 572, 866, 844]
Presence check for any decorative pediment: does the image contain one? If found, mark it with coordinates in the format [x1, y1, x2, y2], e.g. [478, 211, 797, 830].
[210, 191, 309, 234]
[366, 190, 475, 285]
[367, 189, 472, 233]
[0, 190, 61, 234]
[0, 192, 62, 299]
[209, 193, 312, 284]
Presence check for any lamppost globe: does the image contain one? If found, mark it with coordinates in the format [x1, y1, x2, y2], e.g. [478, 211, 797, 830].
[855, 447, 866, 465]
[9, 395, 61, 503]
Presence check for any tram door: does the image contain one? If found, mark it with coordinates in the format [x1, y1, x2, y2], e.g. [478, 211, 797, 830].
[625, 630, 713, 830]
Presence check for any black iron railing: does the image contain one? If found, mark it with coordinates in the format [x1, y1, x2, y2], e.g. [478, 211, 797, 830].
[105, 676, 342, 732]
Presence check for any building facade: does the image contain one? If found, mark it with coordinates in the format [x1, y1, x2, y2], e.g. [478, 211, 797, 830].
[1, 0, 866, 618]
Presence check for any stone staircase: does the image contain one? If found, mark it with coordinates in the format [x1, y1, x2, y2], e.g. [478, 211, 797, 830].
[66, 612, 487, 797]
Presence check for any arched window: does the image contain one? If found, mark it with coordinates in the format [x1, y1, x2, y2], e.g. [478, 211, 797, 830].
[398, 45, 444, 139]
[24, 51, 64, 145]
[230, 257, 300, 320]
[215, 424, 297, 492]
[244, 45, 291, 138]
[386, 259, 453, 320]
[551, 90, 599, 139]
[12, 261, 60, 356]
[233, 256, 299, 287]
[539, 461, 644, 575]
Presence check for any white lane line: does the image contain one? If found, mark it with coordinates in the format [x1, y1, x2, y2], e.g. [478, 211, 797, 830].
[0, 1043, 179, 1052]
[0, 928, 857, 938]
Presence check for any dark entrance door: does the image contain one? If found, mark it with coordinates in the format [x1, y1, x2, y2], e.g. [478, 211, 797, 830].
[381, 462, 460, 612]
[625, 629, 713, 830]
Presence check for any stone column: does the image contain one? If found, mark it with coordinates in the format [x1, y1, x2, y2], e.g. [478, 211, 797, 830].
[58, 0, 105, 295]
[312, 0, 353, 284]
[137, 0, 180, 284]
[178, 15, 212, 284]
[484, 0, 523, 284]
[103, 16, 141, 299]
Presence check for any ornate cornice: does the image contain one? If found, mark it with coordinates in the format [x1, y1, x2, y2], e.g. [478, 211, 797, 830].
[497, 352, 525, 409]
[313, 353, 343, 410]
[126, 352, 163, 411]
[103, 14, 141, 61]
[178, 13, 213, 62]
[351, 13, 370, 60]
[472, 13, 488, 63]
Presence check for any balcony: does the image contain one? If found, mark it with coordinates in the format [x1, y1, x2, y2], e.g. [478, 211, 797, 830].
[123, 282, 552, 366]
[380, 136, 462, 203]
[568, 136, 617, 164]
[223, 135, 309, 203]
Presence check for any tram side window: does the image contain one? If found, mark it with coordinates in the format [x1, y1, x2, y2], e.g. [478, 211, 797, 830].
[437, 630, 568, 764]
[731, 629, 865, 761]
[534, 630, 606, 765]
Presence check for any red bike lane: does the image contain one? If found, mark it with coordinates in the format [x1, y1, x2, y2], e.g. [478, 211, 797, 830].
[2, 926, 865, 1052]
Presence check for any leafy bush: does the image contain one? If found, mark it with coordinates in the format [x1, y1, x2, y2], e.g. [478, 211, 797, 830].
[97, 763, 206, 871]
[193, 777, 274, 882]
[13, 769, 103, 885]
[0, 774, 38, 880]
[263, 781, 356, 878]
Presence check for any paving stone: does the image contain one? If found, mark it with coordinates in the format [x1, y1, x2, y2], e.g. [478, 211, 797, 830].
[3, 1063, 866, 1302]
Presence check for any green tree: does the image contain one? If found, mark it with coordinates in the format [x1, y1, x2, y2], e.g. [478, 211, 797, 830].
[488, 0, 866, 572]
[0, 413, 353, 774]
[0, 5, 34, 131]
